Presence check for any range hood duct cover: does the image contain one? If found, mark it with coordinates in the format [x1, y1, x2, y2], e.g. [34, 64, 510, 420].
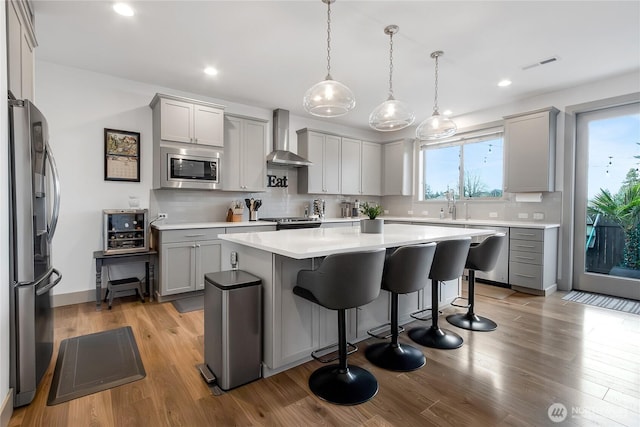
[267, 109, 312, 167]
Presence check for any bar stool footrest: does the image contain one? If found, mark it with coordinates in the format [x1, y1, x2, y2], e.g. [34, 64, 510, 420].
[366, 323, 405, 339]
[410, 307, 442, 322]
[450, 297, 470, 309]
[311, 342, 358, 363]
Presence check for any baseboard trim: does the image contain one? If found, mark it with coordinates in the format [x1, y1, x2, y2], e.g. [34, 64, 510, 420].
[52, 289, 103, 307]
[1, 389, 13, 427]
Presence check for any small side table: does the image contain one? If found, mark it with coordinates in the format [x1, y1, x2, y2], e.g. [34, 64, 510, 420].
[93, 250, 157, 310]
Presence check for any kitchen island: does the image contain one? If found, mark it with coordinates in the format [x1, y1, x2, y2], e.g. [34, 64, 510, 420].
[218, 223, 495, 376]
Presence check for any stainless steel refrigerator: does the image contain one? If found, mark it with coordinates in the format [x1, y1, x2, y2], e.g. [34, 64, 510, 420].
[8, 97, 62, 407]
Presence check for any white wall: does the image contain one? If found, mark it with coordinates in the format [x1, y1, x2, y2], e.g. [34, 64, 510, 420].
[34, 60, 382, 300]
[1, 3, 12, 423]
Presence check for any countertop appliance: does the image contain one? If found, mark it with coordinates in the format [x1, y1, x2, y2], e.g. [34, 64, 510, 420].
[8, 98, 62, 407]
[260, 217, 322, 231]
[103, 209, 149, 254]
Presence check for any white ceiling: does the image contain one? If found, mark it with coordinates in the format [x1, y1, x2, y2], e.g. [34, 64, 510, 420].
[33, 1, 640, 130]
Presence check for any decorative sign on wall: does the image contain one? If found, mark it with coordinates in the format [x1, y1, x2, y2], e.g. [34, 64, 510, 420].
[267, 174, 288, 188]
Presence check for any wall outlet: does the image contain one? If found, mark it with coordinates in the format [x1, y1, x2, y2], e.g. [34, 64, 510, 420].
[407, 210, 413, 215]
[518, 213, 529, 219]
[489, 212, 498, 218]
[158, 213, 168, 220]
[383, 210, 389, 215]
[533, 212, 545, 220]
[421, 211, 429, 216]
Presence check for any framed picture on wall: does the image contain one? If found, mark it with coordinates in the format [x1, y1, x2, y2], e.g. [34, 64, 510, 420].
[104, 128, 140, 182]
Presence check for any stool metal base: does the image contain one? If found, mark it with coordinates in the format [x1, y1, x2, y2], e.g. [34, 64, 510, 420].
[446, 313, 497, 332]
[409, 326, 464, 350]
[308, 365, 378, 405]
[365, 342, 426, 372]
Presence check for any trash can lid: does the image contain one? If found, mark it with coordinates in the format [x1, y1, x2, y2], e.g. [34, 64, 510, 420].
[204, 270, 262, 290]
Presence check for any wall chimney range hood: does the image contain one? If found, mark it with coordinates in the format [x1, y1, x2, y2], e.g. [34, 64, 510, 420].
[267, 109, 312, 167]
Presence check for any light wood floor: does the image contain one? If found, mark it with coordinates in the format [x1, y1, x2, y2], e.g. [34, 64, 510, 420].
[9, 283, 640, 427]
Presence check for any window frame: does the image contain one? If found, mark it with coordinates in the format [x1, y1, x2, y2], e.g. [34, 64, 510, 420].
[416, 122, 505, 202]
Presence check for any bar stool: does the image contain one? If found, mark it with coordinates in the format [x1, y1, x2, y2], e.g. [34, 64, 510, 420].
[447, 233, 506, 331]
[365, 243, 436, 372]
[293, 249, 386, 405]
[409, 238, 471, 350]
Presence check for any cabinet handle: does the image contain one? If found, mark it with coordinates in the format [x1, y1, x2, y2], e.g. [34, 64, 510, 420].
[196, 244, 201, 248]
[515, 233, 536, 237]
[514, 244, 536, 249]
[192, 244, 197, 248]
[194, 138, 198, 143]
[514, 255, 535, 260]
[185, 234, 206, 237]
[514, 273, 536, 278]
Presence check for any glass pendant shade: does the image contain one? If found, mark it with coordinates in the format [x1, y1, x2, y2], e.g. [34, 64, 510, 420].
[303, 77, 356, 117]
[369, 96, 415, 131]
[416, 111, 457, 140]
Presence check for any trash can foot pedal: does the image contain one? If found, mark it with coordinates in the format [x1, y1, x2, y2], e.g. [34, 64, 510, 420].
[198, 363, 216, 384]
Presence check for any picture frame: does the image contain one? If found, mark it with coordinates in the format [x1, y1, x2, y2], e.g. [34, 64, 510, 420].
[104, 128, 140, 182]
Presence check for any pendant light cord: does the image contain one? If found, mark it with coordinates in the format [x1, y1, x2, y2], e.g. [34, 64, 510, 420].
[433, 53, 440, 114]
[388, 31, 394, 98]
[326, 1, 332, 79]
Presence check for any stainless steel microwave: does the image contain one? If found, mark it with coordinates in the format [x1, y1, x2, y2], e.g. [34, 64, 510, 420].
[159, 146, 222, 190]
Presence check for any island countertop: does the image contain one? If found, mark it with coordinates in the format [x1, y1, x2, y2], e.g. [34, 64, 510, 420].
[218, 223, 496, 259]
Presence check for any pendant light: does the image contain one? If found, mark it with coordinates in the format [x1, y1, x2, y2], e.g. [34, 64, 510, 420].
[416, 51, 457, 141]
[369, 25, 415, 131]
[303, 0, 355, 117]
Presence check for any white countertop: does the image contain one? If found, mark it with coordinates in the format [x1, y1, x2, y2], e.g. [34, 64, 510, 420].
[218, 223, 496, 259]
[150, 216, 559, 231]
[381, 216, 560, 229]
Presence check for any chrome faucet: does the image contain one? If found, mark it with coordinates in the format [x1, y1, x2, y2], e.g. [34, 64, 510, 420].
[446, 189, 456, 220]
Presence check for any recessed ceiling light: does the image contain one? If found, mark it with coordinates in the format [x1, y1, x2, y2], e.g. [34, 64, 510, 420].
[113, 3, 134, 17]
[498, 79, 512, 87]
[442, 110, 453, 116]
[204, 67, 219, 76]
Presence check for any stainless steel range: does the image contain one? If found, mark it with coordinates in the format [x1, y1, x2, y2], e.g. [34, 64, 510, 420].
[260, 217, 322, 231]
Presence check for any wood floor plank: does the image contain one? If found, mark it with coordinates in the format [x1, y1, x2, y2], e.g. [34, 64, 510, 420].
[8, 289, 640, 427]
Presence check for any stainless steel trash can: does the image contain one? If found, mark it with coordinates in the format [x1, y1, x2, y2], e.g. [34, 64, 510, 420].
[203, 270, 262, 390]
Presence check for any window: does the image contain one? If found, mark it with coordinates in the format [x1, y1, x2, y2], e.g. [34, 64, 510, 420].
[420, 127, 504, 200]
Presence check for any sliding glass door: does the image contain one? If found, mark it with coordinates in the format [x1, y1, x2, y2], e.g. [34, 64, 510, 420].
[573, 102, 640, 299]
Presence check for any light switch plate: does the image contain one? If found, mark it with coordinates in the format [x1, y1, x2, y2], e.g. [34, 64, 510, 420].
[383, 210, 389, 214]
[518, 213, 529, 219]
[421, 211, 429, 216]
[533, 212, 545, 220]
[489, 212, 498, 218]
[407, 210, 413, 215]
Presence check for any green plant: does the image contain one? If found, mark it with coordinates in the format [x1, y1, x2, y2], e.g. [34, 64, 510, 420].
[589, 181, 640, 269]
[360, 202, 382, 220]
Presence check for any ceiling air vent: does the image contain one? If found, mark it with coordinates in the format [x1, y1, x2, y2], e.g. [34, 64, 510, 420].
[522, 56, 559, 71]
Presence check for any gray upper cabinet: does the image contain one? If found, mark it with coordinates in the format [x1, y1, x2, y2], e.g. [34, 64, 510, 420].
[504, 107, 559, 193]
[340, 137, 362, 195]
[383, 139, 413, 196]
[150, 93, 225, 147]
[223, 114, 268, 192]
[297, 129, 341, 194]
[7, 0, 36, 101]
[362, 141, 382, 196]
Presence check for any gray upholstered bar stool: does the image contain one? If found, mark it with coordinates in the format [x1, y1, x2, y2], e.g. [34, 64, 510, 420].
[447, 233, 506, 331]
[365, 243, 436, 372]
[293, 249, 386, 405]
[409, 238, 471, 350]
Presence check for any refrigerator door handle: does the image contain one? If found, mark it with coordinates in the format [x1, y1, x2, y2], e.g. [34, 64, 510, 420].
[13, 267, 62, 296]
[45, 142, 61, 241]
[36, 268, 62, 296]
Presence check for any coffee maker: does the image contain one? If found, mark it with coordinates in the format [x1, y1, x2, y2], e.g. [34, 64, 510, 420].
[340, 201, 352, 218]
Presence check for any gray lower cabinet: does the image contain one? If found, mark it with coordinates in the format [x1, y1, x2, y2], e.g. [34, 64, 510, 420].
[509, 227, 558, 295]
[466, 225, 510, 284]
[157, 228, 224, 297]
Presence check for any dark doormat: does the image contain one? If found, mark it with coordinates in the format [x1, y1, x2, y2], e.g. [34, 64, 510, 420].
[47, 326, 145, 405]
[172, 295, 204, 313]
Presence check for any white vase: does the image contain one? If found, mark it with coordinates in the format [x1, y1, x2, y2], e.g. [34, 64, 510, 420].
[360, 218, 383, 234]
